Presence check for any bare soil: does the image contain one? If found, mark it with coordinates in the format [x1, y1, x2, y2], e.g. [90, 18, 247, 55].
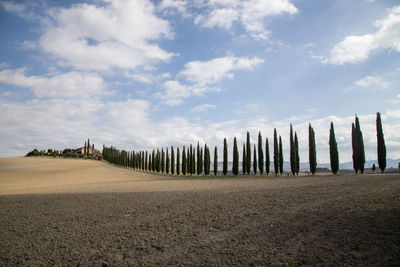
[1, 157, 399, 266]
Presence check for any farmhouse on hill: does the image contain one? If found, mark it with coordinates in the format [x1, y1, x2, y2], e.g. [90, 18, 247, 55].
[74, 139, 102, 156]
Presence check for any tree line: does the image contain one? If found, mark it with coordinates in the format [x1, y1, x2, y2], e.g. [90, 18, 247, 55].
[102, 113, 387, 176]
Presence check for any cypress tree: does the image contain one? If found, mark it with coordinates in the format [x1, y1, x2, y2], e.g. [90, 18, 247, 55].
[376, 112, 386, 173]
[191, 146, 195, 175]
[156, 149, 161, 172]
[148, 153, 152, 172]
[87, 139, 90, 155]
[188, 146, 191, 175]
[142, 151, 145, 170]
[223, 138, 228, 175]
[265, 137, 270, 175]
[152, 150, 155, 172]
[200, 147, 203, 174]
[290, 124, 295, 175]
[204, 144, 209, 175]
[214, 146, 218, 175]
[253, 144, 257, 174]
[355, 116, 365, 174]
[171, 147, 175, 175]
[233, 137, 239, 175]
[145, 151, 148, 171]
[197, 142, 201, 175]
[329, 122, 339, 175]
[182, 146, 186, 175]
[161, 148, 165, 173]
[246, 132, 251, 175]
[84, 142, 87, 155]
[242, 143, 246, 174]
[279, 136, 283, 175]
[308, 123, 317, 175]
[176, 147, 180, 175]
[166, 148, 170, 174]
[258, 132, 264, 175]
[295, 132, 299, 175]
[351, 122, 359, 174]
[273, 129, 279, 175]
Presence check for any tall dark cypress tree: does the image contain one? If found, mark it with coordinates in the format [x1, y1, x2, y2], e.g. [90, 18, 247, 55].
[145, 151, 148, 171]
[200, 147, 203, 174]
[355, 116, 365, 174]
[156, 149, 160, 173]
[273, 129, 279, 175]
[290, 124, 296, 175]
[308, 123, 317, 175]
[258, 132, 263, 175]
[329, 122, 339, 175]
[84, 141, 87, 155]
[176, 147, 180, 175]
[204, 144, 210, 175]
[376, 112, 386, 173]
[191, 146, 195, 175]
[214, 146, 218, 175]
[197, 142, 201, 175]
[253, 144, 257, 174]
[233, 137, 239, 175]
[265, 137, 270, 175]
[152, 150, 155, 172]
[246, 132, 251, 175]
[166, 148, 170, 174]
[295, 132, 299, 175]
[351, 122, 359, 174]
[148, 153, 152, 172]
[223, 138, 228, 175]
[182, 146, 186, 175]
[161, 148, 165, 173]
[242, 143, 246, 174]
[171, 147, 175, 175]
[187, 147, 190, 174]
[279, 136, 283, 175]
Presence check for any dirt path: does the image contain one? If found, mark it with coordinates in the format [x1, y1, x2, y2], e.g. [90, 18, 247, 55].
[1, 157, 399, 265]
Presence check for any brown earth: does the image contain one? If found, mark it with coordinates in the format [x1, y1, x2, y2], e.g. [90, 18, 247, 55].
[0, 157, 399, 266]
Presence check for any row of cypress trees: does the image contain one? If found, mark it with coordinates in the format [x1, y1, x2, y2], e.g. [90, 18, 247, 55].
[102, 112, 386, 176]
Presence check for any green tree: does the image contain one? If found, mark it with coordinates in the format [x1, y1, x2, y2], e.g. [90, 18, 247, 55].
[233, 137, 239, 175]
[200, 147, 203, 174]
[355, 116, 365, 174]
[188, 145, 192, 175]
[214, 146, 218, 175]
[279, 136, 283, 175]
[253, 144, 257, 174]
[145, 151, 148, 171]
[197, 142, 201, 175]
[87, 139, 90, 155]
[376, 112, 386, 173]
[223, 138, 228, 175]
[166, 148, 170, 174]
[308, 123, 317, 175]
[274, 129, 279, 175]
[84, 141, 87, 155]
[161, 148, 165, 173]
[351, 122, 359, 173]
[295, 132, 299, 175]
[191, 145, 195, 175]
[182, 146, 186, 175]
[171, 147, 175, 175]
[329, 122, 339, 175]
[148, 153, 152, 172]
[258, 132, 264, 175]
[204, 144, 210, 175]
[186, 147, 190, 175]
[156, 149, 160, 172]
[176, 147, 180, 175]
[242, 143, 246, 174]
[265, 137, 270, 175]
[152, 150, 155, 172]
[290, 124, 295, 175]
[246, 132, 251, 174]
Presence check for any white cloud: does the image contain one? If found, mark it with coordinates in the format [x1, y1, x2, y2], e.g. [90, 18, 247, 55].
[0, 1, 35, 20]
[179, 56, 264, 85]
[354, 75, 389, 89]
[0, 68, 108, 98]
[124, 72, 171, 84]
[155, 80, 219, 106]
[191, 104, 216, 112]
[158, 0, 190, 17]
[325, 6, 400, 64]
[37, 0, 174, 71]
[194, 0, 298, 40]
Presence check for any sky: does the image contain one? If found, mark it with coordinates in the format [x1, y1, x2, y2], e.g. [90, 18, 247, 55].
[0, 0, 399, 164]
